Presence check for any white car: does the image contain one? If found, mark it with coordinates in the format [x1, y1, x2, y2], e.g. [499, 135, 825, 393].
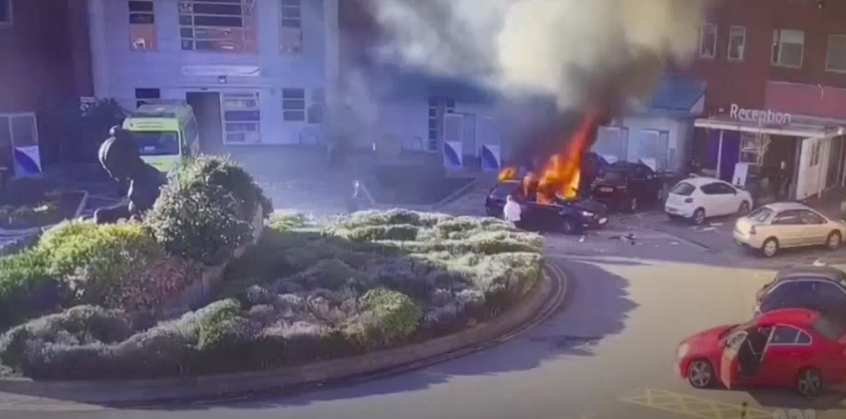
[734, 202, 846, 257]
[664, 176, 753, 225]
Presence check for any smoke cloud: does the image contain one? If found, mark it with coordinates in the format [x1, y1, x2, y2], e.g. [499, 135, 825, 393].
[367, 0, 711, 111]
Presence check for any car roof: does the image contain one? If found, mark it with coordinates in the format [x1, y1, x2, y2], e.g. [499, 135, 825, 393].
[759, 201, 813, 212]
[757, 308, 820, 328]
[606, 161, 643, 171]
[774, 266, 846, 283]
[677, 176, 726, 186]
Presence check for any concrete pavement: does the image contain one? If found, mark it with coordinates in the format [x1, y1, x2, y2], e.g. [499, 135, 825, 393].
[5, 232, 846, 418]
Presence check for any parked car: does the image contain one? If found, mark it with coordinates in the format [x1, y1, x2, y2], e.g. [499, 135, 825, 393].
[754, 267, 846, 319]
[665, 176, 753, 225]
[676, 308, 846, 398]
[485, 180, 609, 234]
[590, 162, 663, 212]
[734, 202, 846, 257]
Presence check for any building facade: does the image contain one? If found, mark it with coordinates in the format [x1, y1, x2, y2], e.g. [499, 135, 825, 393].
[87, 0, 339, 152]
[685, 0, 846, 201]
[0, 0, 93, 173]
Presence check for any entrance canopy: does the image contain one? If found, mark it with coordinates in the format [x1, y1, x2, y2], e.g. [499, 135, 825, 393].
[695, 113, 846, 139]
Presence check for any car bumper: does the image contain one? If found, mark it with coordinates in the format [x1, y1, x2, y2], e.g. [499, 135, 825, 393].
[733, 230, 763, 249]
[582, 215, 609, 229]
[665, 205, 695, 218]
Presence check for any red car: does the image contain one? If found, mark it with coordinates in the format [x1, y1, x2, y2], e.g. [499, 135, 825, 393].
[676, 309, 846, 398]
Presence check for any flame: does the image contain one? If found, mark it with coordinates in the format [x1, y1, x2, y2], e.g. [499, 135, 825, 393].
[497, 112, 602, 205]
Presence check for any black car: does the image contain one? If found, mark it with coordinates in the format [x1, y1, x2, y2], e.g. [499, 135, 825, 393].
[754, 266, 846, 319]
[485, 180, 609, 234]
[590, 161, 664, 212]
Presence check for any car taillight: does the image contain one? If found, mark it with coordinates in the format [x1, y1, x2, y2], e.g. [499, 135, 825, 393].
[684, 198, 693, 203]
[749, 226, 756, 235]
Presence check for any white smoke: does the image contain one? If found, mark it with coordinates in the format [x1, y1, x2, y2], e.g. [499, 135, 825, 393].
[368, 0, 711, 110]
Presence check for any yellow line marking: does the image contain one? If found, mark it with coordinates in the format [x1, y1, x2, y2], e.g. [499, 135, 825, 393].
[621, 389, 773, 419]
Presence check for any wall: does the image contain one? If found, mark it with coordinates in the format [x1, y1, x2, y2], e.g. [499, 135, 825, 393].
[90, 0, 333, 145]
[610, 115, 691, 173]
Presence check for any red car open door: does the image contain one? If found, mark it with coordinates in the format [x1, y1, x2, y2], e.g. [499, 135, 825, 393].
[719, 331, 746, 389]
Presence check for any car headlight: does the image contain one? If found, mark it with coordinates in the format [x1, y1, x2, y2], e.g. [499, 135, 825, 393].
[676, 343, 690, 359]
[581, 211, 595, 218]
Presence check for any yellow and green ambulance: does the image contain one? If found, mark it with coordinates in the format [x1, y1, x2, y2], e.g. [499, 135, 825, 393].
[122, 103, 201, 173]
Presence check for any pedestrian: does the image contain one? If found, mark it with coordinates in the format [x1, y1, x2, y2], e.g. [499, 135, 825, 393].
[503, 194, 522, 227]
[347, 180, 361, 213]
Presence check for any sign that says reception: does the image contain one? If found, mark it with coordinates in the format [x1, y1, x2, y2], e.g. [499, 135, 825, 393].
[730, 104, 792, 125]
[773, 408, 816, 419]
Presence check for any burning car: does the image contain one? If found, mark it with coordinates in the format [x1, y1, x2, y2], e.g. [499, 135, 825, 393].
[486, 113, 609, 234]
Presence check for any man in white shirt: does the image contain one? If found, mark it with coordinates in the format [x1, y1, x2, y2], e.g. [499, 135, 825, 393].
[503, 194, 522, 226]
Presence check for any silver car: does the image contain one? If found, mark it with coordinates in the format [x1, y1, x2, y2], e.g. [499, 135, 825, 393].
[733, 202, 846, 257]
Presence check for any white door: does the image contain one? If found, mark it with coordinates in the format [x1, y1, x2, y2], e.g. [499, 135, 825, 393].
[461, 114, 476, 162]
[443, 113, 465, 167]
[796, 137, 822, 200]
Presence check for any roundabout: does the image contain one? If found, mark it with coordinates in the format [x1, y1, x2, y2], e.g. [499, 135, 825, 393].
[5, 230, 846, 419]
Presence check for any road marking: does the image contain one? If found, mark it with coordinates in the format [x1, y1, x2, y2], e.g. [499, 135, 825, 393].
[0, 402, 103, 412]
[621, 389, 773, 419]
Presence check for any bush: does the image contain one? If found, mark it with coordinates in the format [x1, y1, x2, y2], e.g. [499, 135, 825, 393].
[0, 251, 66, 330]
[145, 180, 253, 265]
[268, 211, 311, 231]
[173, 155, 272, 219]
[352, 288, 422, 348]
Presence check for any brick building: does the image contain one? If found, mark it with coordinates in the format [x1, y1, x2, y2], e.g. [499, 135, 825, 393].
[688, 0, 846, 200]
[0, 0, 93, 174]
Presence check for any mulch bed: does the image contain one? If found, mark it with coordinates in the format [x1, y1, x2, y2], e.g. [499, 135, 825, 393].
[0, 190, 86, 230]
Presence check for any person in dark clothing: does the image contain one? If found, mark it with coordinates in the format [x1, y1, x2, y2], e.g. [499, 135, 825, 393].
[739, 327, 770, 376]
[93, 126, 166, 224]
[347, 180, 361, 213]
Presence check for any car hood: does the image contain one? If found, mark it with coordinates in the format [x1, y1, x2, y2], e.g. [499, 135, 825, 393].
[564, 198, 607, 214]
[682, 324, 735, 347]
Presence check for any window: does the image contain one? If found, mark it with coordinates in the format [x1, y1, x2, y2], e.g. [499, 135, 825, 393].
[728, 26, 746, 61]
[798, 210, 825, 225]
[670, 182, 695, 196]
[813, 316, 846, 341]
[796, 331, 812, 345]
[592, 126, 626, 162]
[179, 0, 257, 53]
[0, 113, 38, 171]
[747, 207, 773, 222]
[827, 35, 846, 73]
[772, 209, 805, 225]
[700, 183, 721, 195]
[699, 23, 717, 58]
[769, 326, 800, 345]
[280, 0, 302, 53]
[772, 29, 804, 68]
[0, 0, 11, 24]
[762, 281, 816, 312]
[134, 88, 161, 108]
[130, 131, 180, 156]
[129, 0, 156, 50]
[222, 92, 261, 144]
[814, 281, 846, 306]
[282, 88, 305, 121]
[726, 330, 748, 351]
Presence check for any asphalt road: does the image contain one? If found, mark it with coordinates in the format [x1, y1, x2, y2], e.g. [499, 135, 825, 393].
[6, 229, 846, 419]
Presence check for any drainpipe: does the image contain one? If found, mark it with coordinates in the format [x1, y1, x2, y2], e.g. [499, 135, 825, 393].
[86, 0, 110, 98]
[324, 0, 339, 137]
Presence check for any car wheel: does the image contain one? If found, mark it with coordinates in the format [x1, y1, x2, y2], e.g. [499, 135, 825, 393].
[561, 218, 578, 235]
[796, 367, 823, 398]
[692, 208, 706, 225]
[628, 197, 638, 212]
[827, 231, 842, 250]
[761, 237, 779, 258]
[737, 201, 750, 216]
[687, 359, 715, 389]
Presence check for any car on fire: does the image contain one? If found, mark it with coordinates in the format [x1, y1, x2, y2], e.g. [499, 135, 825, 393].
[590, 161, 664, 212]
[665, 176, 753, 225]
[733, 202, 846, 257]
[754, 266, 846, 320]
[676, 308, 846, 398]
[485, 180, 608, 234]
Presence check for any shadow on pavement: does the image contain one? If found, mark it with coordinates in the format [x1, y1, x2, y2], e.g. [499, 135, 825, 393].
[748, 388, 846, 412]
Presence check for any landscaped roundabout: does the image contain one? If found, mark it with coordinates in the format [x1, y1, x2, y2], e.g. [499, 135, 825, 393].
[0, 156, 547, 396]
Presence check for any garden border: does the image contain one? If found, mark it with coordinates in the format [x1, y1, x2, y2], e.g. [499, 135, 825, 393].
[0, 262, 568, 406]
[0, 190, 89, 236]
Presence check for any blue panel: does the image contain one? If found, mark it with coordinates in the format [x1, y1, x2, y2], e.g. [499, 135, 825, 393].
[720, 131, 741, 182]
[647, 76, 706, 114]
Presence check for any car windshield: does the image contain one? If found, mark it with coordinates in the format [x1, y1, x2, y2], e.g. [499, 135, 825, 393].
[812, 316, 846, 341]
[747, 207, 773, 222]
[670, 182, 695, 196]
[131, 131, 180, 156]
[490, 183, 520, 200]
[598, 170, 627, 182]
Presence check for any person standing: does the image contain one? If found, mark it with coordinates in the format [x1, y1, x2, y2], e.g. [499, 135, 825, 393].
[347, 180, 361, 213]
[503, 194, 522, 227]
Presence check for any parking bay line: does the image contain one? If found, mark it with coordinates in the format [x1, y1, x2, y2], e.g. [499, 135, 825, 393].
[621, 388, 773, 419]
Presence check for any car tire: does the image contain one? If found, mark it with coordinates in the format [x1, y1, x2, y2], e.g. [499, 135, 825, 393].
[561, 218, 579, 235]
[761, 237, 779, 258]
[687, 359, 715, 389]
[737, 201, 750, 216]
[827, 231, 842, 251]
[796, 367, 823, 398]
[692, 208, 706, 225]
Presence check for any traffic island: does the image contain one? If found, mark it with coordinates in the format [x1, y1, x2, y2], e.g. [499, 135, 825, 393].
[0, 157, 554, 404]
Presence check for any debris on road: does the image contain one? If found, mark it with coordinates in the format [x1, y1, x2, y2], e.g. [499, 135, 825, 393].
[579, 236, 586, 243]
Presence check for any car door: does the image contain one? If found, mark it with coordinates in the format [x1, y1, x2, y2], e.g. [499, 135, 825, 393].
[629, 165, 649, 201]
[767, 210, 805, 248]
[797, 209, 830, 246]
[698, 183, 723, 216]
[814, 281, 846, 319]
[757, 325, 813, 386]
[760, 281, 816, 313]
[720, 326, 771, 388]
[717, 182, 744, 215]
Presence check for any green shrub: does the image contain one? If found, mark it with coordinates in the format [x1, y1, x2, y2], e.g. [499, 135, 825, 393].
[335, 224, 419, 242]
[0, 251, 66, 330]
[268, 211, 311, 231]
[145, 180, 253, 265]
[354, 288, 422, 347]
[173, 155, 272, 219]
